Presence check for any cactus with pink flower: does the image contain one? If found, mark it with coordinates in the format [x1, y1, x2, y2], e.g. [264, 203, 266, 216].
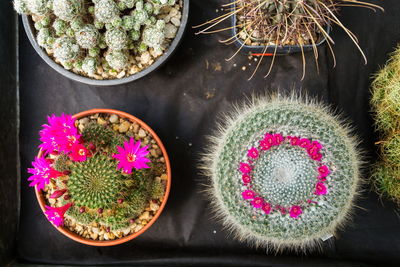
[27, 112, 167, 240]
[202, 96, 362, 251]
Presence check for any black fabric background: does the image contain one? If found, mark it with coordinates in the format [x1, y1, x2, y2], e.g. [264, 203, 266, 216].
[15, 0, 400, 265]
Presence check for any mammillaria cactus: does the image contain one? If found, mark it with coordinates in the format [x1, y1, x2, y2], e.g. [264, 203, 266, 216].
[27, 112, 168, 240]
[14, 0, 184, 80]
[371, 46, 400, 203]
[202, 96, 362, 251]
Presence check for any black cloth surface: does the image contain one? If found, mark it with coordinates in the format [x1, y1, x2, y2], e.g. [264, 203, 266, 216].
[17, 0, 400, 265]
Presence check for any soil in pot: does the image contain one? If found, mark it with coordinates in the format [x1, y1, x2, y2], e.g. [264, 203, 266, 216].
[40, 112, 168, 241]
[15, 0, 184, 80]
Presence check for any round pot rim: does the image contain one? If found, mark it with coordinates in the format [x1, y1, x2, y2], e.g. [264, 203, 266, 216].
[21, 0, 189, 86]
[35, 108, 172, 246]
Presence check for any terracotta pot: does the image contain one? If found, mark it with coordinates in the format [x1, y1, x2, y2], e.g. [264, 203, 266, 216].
[35, 109, 171, 246]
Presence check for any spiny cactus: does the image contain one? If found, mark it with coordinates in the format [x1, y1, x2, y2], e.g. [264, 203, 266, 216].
[54, 153, 71, 172]
[371, 45, 400, 204]
[68, 154, 125, 209]
[81, 121, 115, 147]
[201, 95, 362, 251]
[195, 0, 383, 80]
[14, 0, 180, 78]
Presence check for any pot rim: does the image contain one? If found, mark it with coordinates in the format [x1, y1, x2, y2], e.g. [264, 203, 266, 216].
[35, 108, 172, 246]
[21, 0, 189, 86]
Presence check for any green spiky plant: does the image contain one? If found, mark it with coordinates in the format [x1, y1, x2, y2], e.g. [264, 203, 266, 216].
[54, 117, 165, 231]
[201, 95, 363, 251]
[195, 0, 383, 80]
[371, 45, 400, 203]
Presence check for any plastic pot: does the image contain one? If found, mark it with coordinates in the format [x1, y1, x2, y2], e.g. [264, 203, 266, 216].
[230, 3, 329, 55]
[21, 0, 189, 86]
[35, 109, 172, 246]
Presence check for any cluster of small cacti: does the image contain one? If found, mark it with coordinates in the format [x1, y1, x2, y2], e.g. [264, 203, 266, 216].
[371, 46, 400, 203]
[202, 96, 362, 251]
[28, 113, 167, 235]
[14, 0, 180, 78]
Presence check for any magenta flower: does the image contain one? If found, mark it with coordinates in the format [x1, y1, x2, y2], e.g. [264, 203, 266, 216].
[39, 114, 80, 154]
[288, 136, 300, 146]
[263, 133, 276, 146]
[247, 147, 259, 159]
[310, 152, 323, 161]
[242, 174, 251, 184]
[27, 156, 63, 191]
[239, 162, 251, 174]
[44, 203, 73, 227]
[298, 138, 311, 148]
[273, 133, 284, 145]
[262, 203, 272, 214]
[242, 190, 255, 200]
[307, 141, 322, 156]
[289, 205, 303, 218]
[69, 143, 88, 162]
[315, 182, 327, 195]
[318, 165, 330, 180]
[259, 139, 271, 151]
[251, 197, 264, 209]
[113, 137, 150, 174]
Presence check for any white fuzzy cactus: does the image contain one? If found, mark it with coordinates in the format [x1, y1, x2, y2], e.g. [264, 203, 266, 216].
[52, 0, 84, 22]
[201, 95, 363, 252]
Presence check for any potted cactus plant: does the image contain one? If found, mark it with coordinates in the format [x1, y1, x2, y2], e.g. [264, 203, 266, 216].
[14, 0, 189, 85]
[195, 0, 382, 80]
[201, 96, 363, 251]
[27, 109, 171, 246]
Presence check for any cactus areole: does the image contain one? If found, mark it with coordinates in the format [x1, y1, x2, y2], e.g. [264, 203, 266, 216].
[28, 109, 171, 246]
[202, 96, 362, 251]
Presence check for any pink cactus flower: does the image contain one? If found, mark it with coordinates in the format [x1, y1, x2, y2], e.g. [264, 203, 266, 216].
[262, 203, 272, 214]
[39, 114, 80, 154]
[247, 147, 259, 159]
[288, 136, 300, 146]
[242, 174, 251, 184]
[310, 152, 323, 161]
[298, 138, 311, 148]
[273, 133, 284, 145]
[44, 203, 73, 227]
[315, 182, 327, 195]
[27, 156, 63, 191]
[251, 197, 264, 209]
[318, 165, 330, 180]
[289, 205, 303, 218]
[242, 190, 255, 200]
[259, 139, 271, 151]
[113, 138, 151, 174]
[69, 143, 88, 162]
[263, 133, 276, 146]
[239, 162, 252, 174]
[307, 141, 323, 156]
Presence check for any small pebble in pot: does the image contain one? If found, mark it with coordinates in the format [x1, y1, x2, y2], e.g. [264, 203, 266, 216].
[79, 207, 85, 213]
[98, 208, 103, 214]
[129, 218, 135, 224]
[106, 227, 111, 233]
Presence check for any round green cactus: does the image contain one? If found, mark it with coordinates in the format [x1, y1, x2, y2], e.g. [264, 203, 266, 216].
[371, 45, 400, 203]
[53, 36, 80, 63]
[105, 28, 128, 50]
[68, 154, 125, 209]
[75, 25, 100, 49]
[105, 50, 129, 70]
[26, 0, 50, 15]
[81, 57, 98, 76]
[142, 20, 165, 53]
[94, 0, 120, 24]
[81, 121, 115, 147]
[52, 0, 84, 22]
[202, 96, 362, 251]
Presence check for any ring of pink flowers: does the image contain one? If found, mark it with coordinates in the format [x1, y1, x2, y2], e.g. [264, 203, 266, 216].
[238, 133, 331, 219]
